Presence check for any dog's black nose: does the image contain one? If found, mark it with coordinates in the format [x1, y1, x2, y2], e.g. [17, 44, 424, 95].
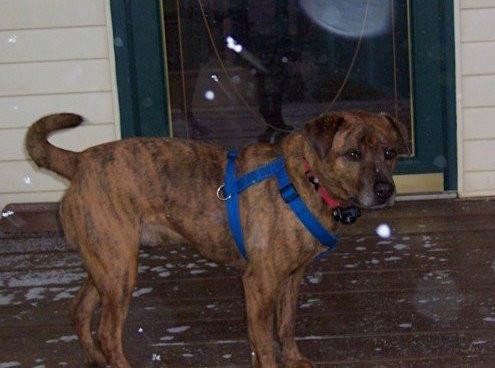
[375, 181, 394, 201]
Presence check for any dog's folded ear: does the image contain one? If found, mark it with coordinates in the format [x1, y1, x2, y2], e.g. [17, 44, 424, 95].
[380, 112, 410, 155]
[303, 114, 345, 159]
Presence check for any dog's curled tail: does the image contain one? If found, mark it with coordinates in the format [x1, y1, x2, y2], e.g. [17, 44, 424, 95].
[25, 113, 83, 179]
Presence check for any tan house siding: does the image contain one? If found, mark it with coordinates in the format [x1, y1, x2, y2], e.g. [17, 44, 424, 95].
[0, 0, 120, 210]
[456, 0, 495, 197]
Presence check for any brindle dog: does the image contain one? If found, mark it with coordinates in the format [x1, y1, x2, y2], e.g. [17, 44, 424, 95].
[26, 111, 406, 368]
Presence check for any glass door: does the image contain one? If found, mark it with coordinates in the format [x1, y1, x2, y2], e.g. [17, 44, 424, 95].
[163, 1, 413, 146]
[148, 0, 454, 193]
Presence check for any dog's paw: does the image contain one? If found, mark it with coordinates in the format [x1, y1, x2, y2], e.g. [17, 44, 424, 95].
[288, 358, 314, 368]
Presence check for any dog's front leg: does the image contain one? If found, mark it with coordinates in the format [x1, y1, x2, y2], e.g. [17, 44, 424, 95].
[276, 266, 313, 368]
[242, 267, 278, 368]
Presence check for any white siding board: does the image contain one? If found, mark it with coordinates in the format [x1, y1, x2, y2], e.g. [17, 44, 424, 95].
[462, 75, 495, 107]
[461, 41, 495, 75]
[463, 107, 495, 139]
[463, 140, 495, 171]
[0, 60, 112, 97]
[0, 191, 64, 207]
[0, 161, 67, 194]
[0, 0, 120, 209]
[464, 171, 495, 195]
[0, 92, 115, 129]
[0, 0, 106, 30]
[1, 27, 108, 63]
[456, 2, 495, 197]
[1, 124, 116, 161]
[461, 8, 495, 42]
[1, 129, 28, 162]
[461, 0, 495, 9]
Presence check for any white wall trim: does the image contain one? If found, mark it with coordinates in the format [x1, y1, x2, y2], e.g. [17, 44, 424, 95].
[454, 0, 465, 197]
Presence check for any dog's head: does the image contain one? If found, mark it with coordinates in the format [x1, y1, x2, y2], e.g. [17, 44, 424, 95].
[303, 111, 407, 209]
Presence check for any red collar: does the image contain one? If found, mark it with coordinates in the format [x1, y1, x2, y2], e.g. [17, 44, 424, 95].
[303, 159, 341, 209]
[303, 158, 361, 225]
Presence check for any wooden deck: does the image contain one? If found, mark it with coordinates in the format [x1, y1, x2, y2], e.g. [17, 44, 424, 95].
[2, 198, 495, 367]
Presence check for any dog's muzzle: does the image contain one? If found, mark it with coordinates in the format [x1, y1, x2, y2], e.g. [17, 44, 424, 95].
[375, 181, 395, 202]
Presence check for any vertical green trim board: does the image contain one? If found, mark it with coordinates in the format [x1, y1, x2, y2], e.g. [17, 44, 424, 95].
[399, 0, 457, 190]
[110, 0, 169, 138]
[441, 1, 458, 191]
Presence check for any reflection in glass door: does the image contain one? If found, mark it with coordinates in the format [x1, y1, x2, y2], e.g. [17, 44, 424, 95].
[163, 0, 412, 153]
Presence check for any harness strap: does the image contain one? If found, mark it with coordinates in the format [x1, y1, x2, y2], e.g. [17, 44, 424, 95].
[275, 168, 339, 250]
[236, 156, 285, 193]
[222, 150, 338, 261]
[224, 151, 248, 260]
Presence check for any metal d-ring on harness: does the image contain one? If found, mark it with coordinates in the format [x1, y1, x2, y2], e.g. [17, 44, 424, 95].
[218, 150, 339, 260]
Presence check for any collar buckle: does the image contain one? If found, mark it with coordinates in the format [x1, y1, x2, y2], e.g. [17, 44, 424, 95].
[333, 206, 361, 225]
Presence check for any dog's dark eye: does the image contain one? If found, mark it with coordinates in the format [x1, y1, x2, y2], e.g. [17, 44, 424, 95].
[345, 149, 362, 162]
[384, 148, 397, 160]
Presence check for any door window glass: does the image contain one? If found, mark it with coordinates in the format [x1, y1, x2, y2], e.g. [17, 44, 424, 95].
[163, 0, 412, 153]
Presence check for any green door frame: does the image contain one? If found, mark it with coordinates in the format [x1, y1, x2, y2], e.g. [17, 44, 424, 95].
[110, 0, 169, 138]
[110, 0, 456, 190]
[405, 0, 457, 190]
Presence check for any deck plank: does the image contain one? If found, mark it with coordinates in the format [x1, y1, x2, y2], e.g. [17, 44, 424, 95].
[1, 198, 495, 367]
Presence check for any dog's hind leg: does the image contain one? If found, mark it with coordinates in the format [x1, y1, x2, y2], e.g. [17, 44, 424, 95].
[60, 190, 139, 367]
[70, 277, 106, 366]
[275, 265, 313, 368]
[90, 236, 139, 368]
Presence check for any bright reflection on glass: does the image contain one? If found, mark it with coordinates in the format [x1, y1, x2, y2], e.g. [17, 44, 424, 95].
[299, 0, 391, 38]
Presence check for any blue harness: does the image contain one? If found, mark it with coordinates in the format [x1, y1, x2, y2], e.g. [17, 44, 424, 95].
[220, 150, 339, 260]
